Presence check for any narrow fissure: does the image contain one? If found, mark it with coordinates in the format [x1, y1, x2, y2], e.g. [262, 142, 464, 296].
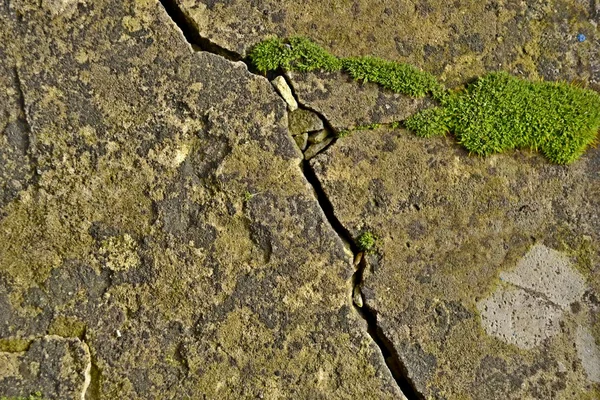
[305, 161, 422, 399]
[351, 254, 424, 400]
[159, 0, 241, 61]
[159, 1, 422, 398]
[281, 74, 339, 157]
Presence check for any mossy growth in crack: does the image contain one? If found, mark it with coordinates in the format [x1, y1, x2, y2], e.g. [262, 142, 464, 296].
[250, 37, 342, 73]
[357, 231, 377, 253]
[250, 37, 600, 164]
[342, 56, 442, 98]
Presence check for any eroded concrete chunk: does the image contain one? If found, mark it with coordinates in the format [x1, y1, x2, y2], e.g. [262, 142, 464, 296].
[478, 244, 589, 349]
[576, 326, 600, 384]
[477, 285, 563, 349]
[0, 336, 90, 400]
[500, 244, 587, 309]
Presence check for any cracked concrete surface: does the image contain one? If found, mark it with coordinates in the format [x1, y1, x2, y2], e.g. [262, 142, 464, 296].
[0, 0, 402, 398]
[1, 0, 600, 399]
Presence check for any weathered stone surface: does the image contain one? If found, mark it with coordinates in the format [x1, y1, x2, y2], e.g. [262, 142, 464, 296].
[305, 137, 334, 160]
[293, 132, 308, 151]
[175, 0, 600, 88]
[287, 70, 431, 131]
[0, 1, 401, 398]
[311, 127, 600, 399]
[0, 18, 33, 211]
[0, 336, 91, 400]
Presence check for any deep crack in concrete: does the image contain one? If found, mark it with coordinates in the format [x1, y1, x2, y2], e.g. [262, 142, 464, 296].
[159, 0, 422, 397]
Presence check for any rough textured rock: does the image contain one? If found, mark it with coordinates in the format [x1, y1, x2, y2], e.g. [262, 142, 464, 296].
[270, 75, 298, 111]
[311, 127, 600, 399]
[287, 70, 431, 131]
[0, 24, 33, 211]
[0, 1, 401, 398]
[0, 336, 91, 400]
[305, 138, 334, 161]
[288, 108, 324, 135]
[175, 0, 600, 88]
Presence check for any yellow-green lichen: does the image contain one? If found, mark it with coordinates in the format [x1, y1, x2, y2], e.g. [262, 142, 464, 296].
[98, 234, 140, 272]
[47, 316, 87, 339]
[0, 338, 32, 353]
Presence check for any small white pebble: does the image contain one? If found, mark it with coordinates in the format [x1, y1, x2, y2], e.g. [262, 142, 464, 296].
[116, 330, 122, 338]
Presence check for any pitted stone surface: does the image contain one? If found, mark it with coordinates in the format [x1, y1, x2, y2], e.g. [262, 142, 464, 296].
[500, 244, 587, 309]
[477, 285, 563, 349]
[477, 244, 590, 349]
[576, 326, 600, 384]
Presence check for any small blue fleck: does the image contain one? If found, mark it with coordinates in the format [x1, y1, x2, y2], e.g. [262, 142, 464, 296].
[577, 33, 586, 42]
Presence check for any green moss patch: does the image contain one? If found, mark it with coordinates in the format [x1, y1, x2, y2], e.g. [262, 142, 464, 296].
[342, 57, 441, 98]
[357, 232, 376, 252]
[407, 72, 600, 164]
[249, 36, 435, 98]
[250, 37, 600, 164]
[249, 37, 342, 73]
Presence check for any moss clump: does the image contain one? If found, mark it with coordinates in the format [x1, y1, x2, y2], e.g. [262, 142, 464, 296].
[0, 338, 31, 352]
[407, 72, 600, 164]
[404, 107, 449, 138]
[342, 57, 441, 98]
[336, 129, 351, 138]
[357, 232, 377, 252]
[249, 37, 436, 98]
[249, 36, 342, 73]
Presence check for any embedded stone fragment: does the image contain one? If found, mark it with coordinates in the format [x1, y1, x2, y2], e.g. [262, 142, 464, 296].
[288, 108, 324, 135]
[270, 75, 298, 111]
[308, 129, 330, 144]
[304, 137, 333, 160]
[293, 132, 308, 151]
